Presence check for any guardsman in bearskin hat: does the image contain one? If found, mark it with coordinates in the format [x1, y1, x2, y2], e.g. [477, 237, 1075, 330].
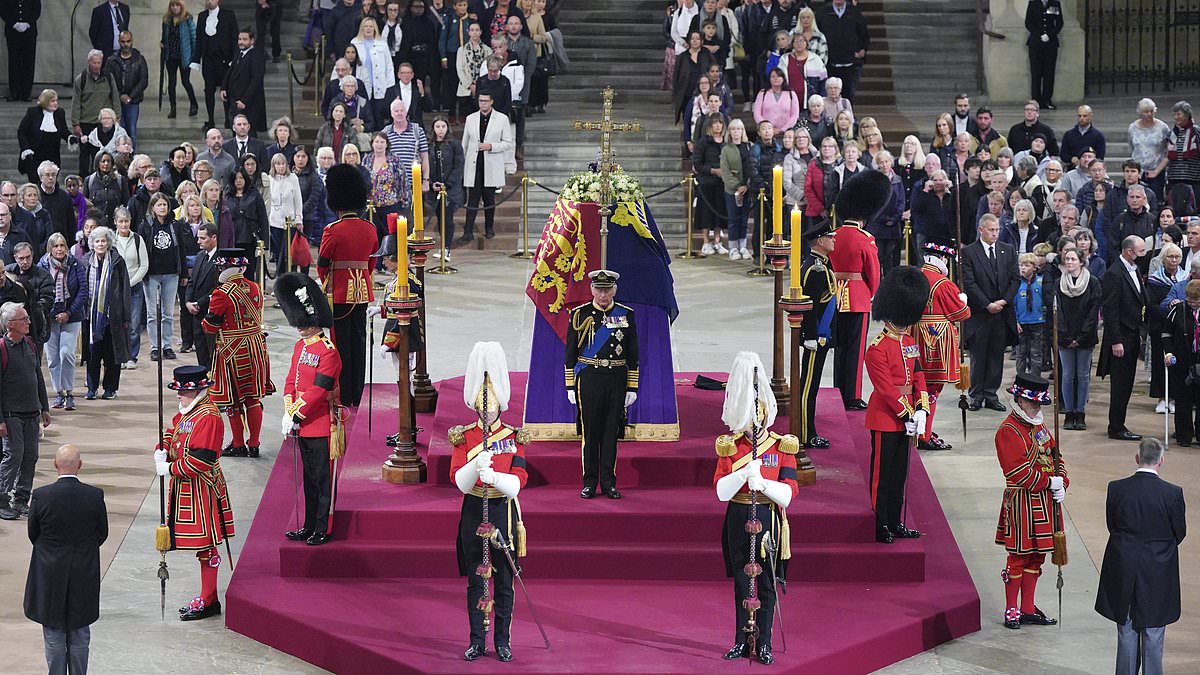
[714, 351, 798, 666]
[798, 217, 837, 449]
[915, 240, 971, 451]
[449, 342, 530, 663]
[564, 269, 638, 500]
[201, 248, 275, 458]
[152, 365, 234, 621]
[277, 272, 343, 546]
[830, 170, 887, 411]
[865, 265, 930, 544]
[316, 164, 379, 408]
[995, 372, 1066, 629]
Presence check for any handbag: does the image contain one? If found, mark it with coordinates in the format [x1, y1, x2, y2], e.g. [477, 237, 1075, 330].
[536, 44, 558, 76]
[290, 228, 313, 267]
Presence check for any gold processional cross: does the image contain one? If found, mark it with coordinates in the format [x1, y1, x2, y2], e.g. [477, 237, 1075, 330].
[572, 87, 642, 268]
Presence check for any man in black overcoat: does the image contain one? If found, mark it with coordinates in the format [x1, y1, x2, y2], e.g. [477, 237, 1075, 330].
[222, 27, 267, 133]
[1095, 438, 1186, 675]
[24, 444, 108, 675]
[1099, 235, 1149, 441]
[960, 213, 1019, 410]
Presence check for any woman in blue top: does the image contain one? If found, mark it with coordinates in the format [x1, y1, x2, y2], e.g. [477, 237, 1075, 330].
[160, 0, 198, 119]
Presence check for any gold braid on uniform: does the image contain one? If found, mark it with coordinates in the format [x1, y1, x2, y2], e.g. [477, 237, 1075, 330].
[448, 424, 468, 445]
[775, 434, 800, 455]
[715, 434, 738, 457]
[572, 311, 596, 348]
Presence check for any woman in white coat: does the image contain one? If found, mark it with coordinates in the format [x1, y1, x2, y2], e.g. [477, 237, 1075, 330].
[265, 152, 304, 277]
[460, 92, 513, 243]
[352, 18, 396, 106]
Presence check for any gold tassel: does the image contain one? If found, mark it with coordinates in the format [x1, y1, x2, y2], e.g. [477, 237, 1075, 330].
[779, 513, 792, 560]
[516, 520, 527, 558]
[155, 524, 171, 553]
[1052, 531, 1068, 567]
[329, 416, 346, 459]
[958, 363, 972, 391]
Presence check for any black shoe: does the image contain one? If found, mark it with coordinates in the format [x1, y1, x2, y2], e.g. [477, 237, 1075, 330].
[101, 390, 117, 400]
[844, 399, 868, 411]
[1108, 430, 1142, 441]
[1045, 102, 1056, 110]
[85, 390, 97, 400]
[285, 528, 313, 541]
[805, 435, 830, 449]
[604, 487, 622, 499]
[756, 644, 774, 665]
[967, 399, 982, 411]
[890, 524, 922, 538]
[167, 106, 177, 119]
[1179, 440, 1192, 447]
[580, 486, 596, 499]
[180, 600, 222, 621]
[189, 102, 199, 117]
[1019, 606, 1058, 626]
[485, 229, 495, 240]
[164, 348, 177, 360]
[985, 399, 1007, 412]
[917, 435, 952, 451]
[464, 644, 486, 661]
[179, 344, 193, 353]
[247, 445, 260, 458]
[222, 444, 249, 458]
[1077, 413, 1086, 430]
[0, 505, 18, 520]
[202, 121, 215, 132]
[875, 528, 894, 544]
[723, 643, 749, 660]
[306, 532, 331, 546]
[455, 235, 474, 247]
[496, 645, 513, 662]
[150, 349, 160, 362]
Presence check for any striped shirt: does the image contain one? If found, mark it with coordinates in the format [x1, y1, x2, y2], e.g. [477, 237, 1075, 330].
[382, 122, 429, 201]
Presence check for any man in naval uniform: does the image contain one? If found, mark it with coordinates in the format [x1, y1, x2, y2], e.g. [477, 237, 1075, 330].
[797, 217, 837, 448]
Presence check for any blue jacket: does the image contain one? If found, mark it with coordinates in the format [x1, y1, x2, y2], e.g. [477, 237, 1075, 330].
[36, 254, 87, 324]
[161, 17, 196, 67]
[1015, 274, 1045, 325]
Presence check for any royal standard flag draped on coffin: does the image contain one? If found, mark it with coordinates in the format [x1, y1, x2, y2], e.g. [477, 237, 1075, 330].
[523, 197, 680, 440]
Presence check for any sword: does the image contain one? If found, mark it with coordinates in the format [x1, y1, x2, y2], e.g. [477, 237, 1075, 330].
[291, 433, 301, 530]
[492, 529, 551, 649]
[761, 532, 787, 654]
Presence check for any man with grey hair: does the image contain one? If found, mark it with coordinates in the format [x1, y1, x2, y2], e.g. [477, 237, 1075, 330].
[37, 162, 74, 245]
[0, 181, 18, 212]
[1157, 247, 1200, 315]
[1095, 437, 1185, 675]
[1100, 236, 1148, 440]
[0, 302, 52, 520]
[70, 49, 118, 176]
[320, 58, 365, 118]
[1107, 184, 1154, 271]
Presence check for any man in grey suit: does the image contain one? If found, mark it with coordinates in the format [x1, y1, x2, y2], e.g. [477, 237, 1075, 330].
[1095, 438, 1186, 675]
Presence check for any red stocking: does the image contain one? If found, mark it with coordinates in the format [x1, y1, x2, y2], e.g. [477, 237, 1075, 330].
[197, 548, 219, 606]
[1004, 553, 1026, 613]
[1020, 553, 1046, 615]
[227, 405, 246, 448]
[921, 384, 943, 442]
[245, 399, 263, 447]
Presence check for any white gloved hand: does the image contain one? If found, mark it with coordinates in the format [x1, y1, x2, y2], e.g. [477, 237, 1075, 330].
[474, 450, 493, 470]
[379, 344, 392, 355]
[912, 410, 928, 436]
[625, 391, 637, 407]
[1052, 487, 1066, 503]
[478, 467, 497, 485]
[958, 292, 968, 304]
[153, 449, 167, 463]
[366, 305, 381, 319]
[803, 339, 818, 351]
[567, 390, 577, 405]
[904, 420, 918, 436]
[747, 474, 766, 492]
[1041, 33, 1050, 43]
[20, 149, 33, 159]
[14, 22, 30, 32]
[189, 62, 201, 71]
[282, 413, 296, 436]
[1049, 476, 1064, 492]
[740, 458, 763, 481]
[155, 461, 171, 476]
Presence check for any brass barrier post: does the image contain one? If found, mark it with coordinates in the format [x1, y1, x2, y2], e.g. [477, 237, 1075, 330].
[747, 187, 770, 277]
[427, 191, 457, 275]
[511, 174, 533, 259]
[677, 175, 703, 259]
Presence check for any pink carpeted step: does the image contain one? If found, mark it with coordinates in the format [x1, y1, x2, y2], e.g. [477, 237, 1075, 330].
[278, 539, 926, 582]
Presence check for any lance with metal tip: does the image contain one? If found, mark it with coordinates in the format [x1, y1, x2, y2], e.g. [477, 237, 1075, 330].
[154, 295, 170, 619]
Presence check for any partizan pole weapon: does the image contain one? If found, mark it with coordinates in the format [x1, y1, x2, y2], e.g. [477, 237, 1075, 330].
[154, 296, 170, 619]
[1050, 295, 1068, 625]
[952, 170, 970, 441]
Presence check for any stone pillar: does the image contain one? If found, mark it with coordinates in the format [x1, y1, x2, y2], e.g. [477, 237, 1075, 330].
[984, 0, 1085, 104]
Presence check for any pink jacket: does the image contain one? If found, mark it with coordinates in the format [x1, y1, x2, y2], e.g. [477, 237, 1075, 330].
[753, 89, 800, 134]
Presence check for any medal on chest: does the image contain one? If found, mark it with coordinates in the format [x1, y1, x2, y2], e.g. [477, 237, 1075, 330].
[760, 452, 779, 469]
[605, 315, 628, 329]
[299, 350, 321, 368]
[489, 438, 517, 454]
[902, 344, 920, 359]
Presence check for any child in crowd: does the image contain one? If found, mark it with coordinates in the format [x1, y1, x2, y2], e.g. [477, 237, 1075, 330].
[1015, 252, 1046, 375]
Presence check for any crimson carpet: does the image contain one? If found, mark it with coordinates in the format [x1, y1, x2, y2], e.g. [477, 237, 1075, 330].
[225, 374, 980, 673]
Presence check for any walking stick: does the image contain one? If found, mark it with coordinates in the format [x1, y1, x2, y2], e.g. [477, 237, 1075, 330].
[1165, 364, 1171, 449]
[153, 295, 170, 619]
[1050, 295, 1067, 626]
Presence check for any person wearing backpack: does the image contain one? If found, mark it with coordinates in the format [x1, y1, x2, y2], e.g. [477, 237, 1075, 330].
[0, 301, 52, 520]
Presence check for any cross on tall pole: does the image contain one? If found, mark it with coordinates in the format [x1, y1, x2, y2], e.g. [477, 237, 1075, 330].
[572, 86, 642, 268]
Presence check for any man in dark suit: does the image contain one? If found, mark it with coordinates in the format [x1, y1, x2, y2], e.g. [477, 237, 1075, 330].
[185, 223, 220, 369]
[1, 0, 40, 102]
[222, 27, 268, 133]
[961, 213, 1019, 410]
[88, 0, 129, 58]
[192, 0, 239, 132]
[24, 444, 107, 675]
[381, 62, 428, 129]
[222, 114, 267, 159]
[1025, 0, 1063, 110]
[1095, 438, 1186, 675]
[1101, 235, 1149, 441]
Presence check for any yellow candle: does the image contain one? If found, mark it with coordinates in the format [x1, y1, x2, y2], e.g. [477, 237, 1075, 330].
[411, 162, 423, 237]
[772, 165, 783, 238]
[398, 215, 409, 271]
[789, 208, 802, 290]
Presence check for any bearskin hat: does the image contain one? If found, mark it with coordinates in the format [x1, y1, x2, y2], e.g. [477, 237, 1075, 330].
[833, 169, 893, 225]
[274, 272, 333, 329]
[871, 265, 930, 327]
[325, 164, 369, 213]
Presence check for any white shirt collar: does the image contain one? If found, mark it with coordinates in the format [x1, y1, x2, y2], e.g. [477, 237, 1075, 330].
[58, 474, 79, 480]
[1121, 256, 1138, 274]
[1136, 467, 1159, 475]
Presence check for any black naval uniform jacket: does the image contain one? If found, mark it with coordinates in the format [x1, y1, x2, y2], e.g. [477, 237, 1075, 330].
[564, 300, 639, 436]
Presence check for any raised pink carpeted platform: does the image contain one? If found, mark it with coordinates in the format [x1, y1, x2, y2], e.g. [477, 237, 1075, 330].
[225, 374, 980, 674]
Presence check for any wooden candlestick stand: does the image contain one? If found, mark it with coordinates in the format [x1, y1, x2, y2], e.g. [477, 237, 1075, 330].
[780, 290, 816, 485]
[763, 238, 791, 408]
[409, 237, 438, 413]
[381, 287, 427, 484]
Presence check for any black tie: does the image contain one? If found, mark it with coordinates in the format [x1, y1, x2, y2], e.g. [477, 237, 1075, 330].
[988, 245, 997, 272]
[239, 141, 246, 157]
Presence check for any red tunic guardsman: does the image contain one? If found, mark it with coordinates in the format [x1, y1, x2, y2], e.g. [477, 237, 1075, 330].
[713, 352, 798, 667]
[201, 248, 274, 458]
[316, 164, 378, 409]
[915, 241, 971, 451]
[450, 342, 530, 664]
[865, 266, 930, 544]
[152, 365, 234, 622]
[829, 170, 887, 410]
[995, 372, 1067, 629]
[277, 272, 343, 546]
